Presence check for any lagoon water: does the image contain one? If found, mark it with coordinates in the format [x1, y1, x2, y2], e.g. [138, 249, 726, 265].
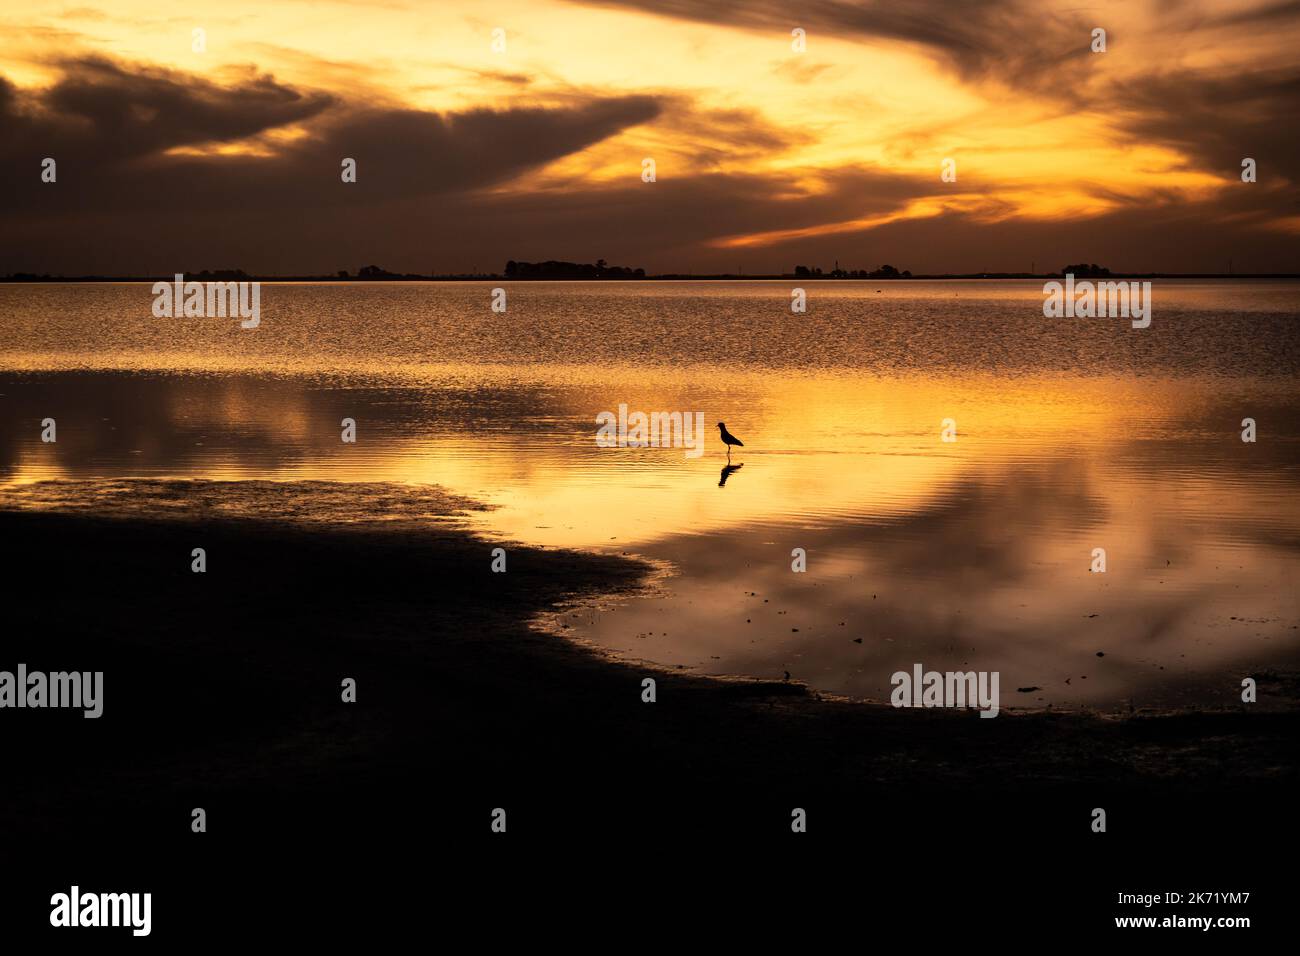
[3, 280, 1298, 710]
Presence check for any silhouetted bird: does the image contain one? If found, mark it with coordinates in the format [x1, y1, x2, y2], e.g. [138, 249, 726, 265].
[717, 422, 744, 460]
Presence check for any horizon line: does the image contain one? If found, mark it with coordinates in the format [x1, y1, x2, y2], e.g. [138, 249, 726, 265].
[6, 272, 1300, 282]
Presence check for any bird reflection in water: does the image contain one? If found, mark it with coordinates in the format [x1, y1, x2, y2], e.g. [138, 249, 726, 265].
[719, 463, 743, 487]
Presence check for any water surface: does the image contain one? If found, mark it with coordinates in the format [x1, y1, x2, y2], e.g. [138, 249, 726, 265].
[3, 280, 1297, 709]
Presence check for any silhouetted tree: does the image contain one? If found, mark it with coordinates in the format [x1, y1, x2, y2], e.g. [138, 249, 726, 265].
[1062, 263, 1111, 277]
[502, 259, 644, 279]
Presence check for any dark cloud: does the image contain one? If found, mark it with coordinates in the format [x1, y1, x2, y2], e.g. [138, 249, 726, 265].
[649, 96, 814, 167]
[563, 0, 1093, 86]
[0, 55, 662, 226]
[13, 57, 336, 163]
[1202, 0, 1300, 28]
[1105, 67, 1300, 185]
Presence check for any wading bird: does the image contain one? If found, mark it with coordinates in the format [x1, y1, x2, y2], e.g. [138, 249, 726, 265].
[717, 422, 744, 461]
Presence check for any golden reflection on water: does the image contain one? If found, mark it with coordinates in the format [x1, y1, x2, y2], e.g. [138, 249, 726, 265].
[1, 371, 1147, 539]
[4, 369, 1295, 546]
[3, 362, 1297, 709]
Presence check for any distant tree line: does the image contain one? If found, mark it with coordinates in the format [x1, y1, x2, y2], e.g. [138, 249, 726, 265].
[504, 259, 645, 279]
[347, 265, 429, 279]
[1061, 263, 1112, 277]
[794, 264, 912, 278]
[187, 269, 252, 281]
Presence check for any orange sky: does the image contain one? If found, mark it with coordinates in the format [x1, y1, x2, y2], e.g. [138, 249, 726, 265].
[2, 0, 1298, 274]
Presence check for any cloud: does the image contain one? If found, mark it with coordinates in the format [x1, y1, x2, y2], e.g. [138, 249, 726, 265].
[3, 34, 1299, 277]
[1201, 0, 1300, 29]
[0, 56, 662, 220]
[1105, 66, 1300, 185]
[563, 0, 1092, 87]
[638, 95, 815, 168]
[2, 56, 335, 167]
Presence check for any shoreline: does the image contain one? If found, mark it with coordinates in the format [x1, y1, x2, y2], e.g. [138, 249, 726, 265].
[534, 545, 1298, 720]
[3, 482, 1296, 849]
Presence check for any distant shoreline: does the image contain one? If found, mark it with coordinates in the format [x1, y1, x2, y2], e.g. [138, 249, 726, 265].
[4, 273, 1299, 283]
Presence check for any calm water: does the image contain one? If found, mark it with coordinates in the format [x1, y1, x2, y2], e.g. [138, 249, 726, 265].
[3, 280, 1298, 710]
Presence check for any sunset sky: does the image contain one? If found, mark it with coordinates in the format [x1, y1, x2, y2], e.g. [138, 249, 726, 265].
[2, 0, 1298, 275]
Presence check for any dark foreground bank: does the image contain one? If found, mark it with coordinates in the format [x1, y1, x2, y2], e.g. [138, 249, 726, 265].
[1, 493, 1293, 938]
